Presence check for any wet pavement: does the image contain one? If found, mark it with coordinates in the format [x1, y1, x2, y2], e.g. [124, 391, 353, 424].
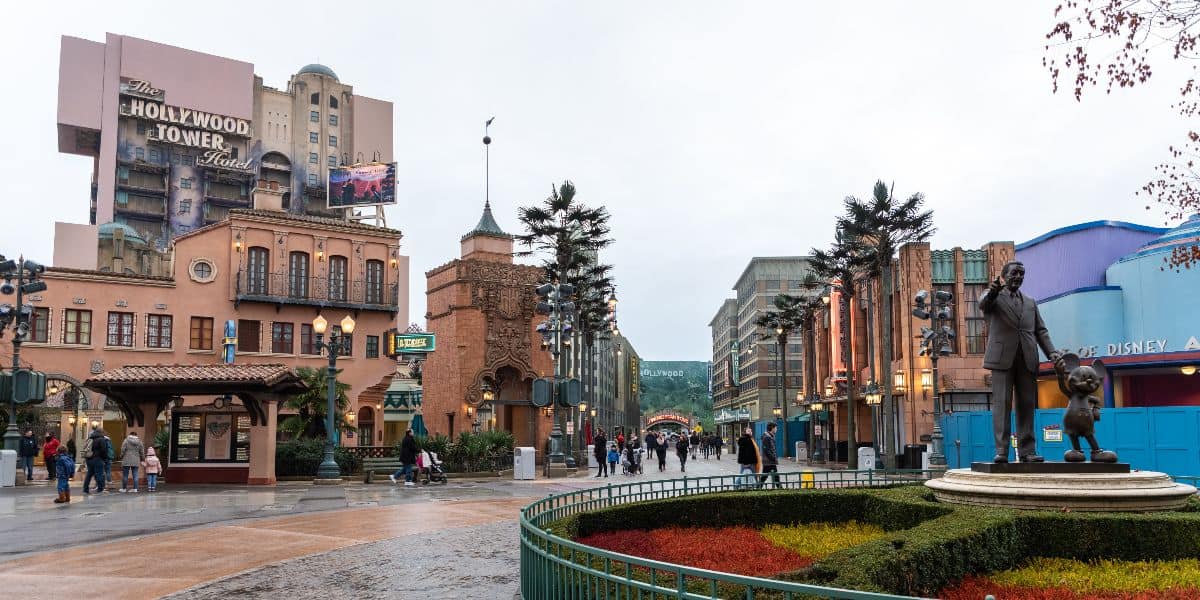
[0, 450, 826, 598]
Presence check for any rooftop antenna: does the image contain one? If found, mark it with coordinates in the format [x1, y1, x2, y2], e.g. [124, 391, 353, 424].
[483, 116, 495, 209]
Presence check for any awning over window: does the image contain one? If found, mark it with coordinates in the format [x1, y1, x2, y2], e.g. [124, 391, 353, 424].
[384, 376, 421, 414]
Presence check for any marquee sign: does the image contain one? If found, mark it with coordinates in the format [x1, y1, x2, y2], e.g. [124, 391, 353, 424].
[385, 332, 436, 356]
[119, 79, 252, 153]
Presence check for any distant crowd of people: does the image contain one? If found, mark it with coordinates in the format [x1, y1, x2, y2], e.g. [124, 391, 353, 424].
[19, 425, 163, 505]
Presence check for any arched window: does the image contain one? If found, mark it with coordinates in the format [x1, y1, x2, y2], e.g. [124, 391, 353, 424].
[288, 251, 310, 298]
[328, 256, 347, 302]
[247, 247, 269, 295]
[365, 259, 385, 304]
[329, 95, 338, 109]
[310, 92, 319, 105]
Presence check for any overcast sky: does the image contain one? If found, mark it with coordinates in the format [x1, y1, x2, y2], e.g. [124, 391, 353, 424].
[2, 2, 1190, 361]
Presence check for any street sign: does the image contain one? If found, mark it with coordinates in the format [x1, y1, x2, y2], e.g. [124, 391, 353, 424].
[386, 332, 436, 356]
[814, 425, 823, 436]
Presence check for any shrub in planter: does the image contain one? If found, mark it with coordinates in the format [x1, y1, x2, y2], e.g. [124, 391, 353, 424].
[275, 438, 360, 476]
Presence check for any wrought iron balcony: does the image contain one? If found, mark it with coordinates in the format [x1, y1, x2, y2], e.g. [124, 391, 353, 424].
[235, 270, 399, 312]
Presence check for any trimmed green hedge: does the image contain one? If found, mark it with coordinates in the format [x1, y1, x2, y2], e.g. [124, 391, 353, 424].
[546, 486, 1200, 597]
[275, 439, 361, 477]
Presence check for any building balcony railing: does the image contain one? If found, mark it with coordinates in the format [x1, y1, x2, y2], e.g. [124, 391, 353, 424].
[235, 271, 399, 312]
[117, 181, 167, 195]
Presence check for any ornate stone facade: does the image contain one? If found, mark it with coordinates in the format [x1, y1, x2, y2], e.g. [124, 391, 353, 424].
[422, 204, 554, 446]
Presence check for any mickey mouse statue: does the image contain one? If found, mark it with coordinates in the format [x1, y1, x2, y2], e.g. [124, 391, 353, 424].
[1054, 352, 1118, 463]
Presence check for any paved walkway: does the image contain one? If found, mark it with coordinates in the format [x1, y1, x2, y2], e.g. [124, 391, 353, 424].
[0, 450, 828, 598]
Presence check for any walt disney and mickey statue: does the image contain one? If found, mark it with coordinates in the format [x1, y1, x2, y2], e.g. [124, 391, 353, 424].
[981, 261, 1118, 464]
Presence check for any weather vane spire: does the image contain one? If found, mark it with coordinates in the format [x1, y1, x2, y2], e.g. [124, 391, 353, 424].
[483, 116, 495, 209]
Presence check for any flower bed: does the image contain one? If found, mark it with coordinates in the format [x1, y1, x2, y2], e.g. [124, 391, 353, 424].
[941, 558, 1200, 600]
[577, 526, 810, 577]
[544, 486, 1200, 597]
[574, 521, 886, 578]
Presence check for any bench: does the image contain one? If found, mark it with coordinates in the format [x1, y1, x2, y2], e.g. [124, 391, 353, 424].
[363, 458, 403, 483]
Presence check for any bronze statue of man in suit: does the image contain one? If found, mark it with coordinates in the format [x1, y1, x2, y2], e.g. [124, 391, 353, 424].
[980, 261, 1062, 463]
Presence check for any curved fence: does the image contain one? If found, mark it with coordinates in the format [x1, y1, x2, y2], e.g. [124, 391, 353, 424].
[519, 469, 941, 600]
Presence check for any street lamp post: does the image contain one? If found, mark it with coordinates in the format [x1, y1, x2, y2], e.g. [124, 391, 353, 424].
[1, 255, 47, 452]
[912, 290, 954, 469]
[312, 313, 355, 481]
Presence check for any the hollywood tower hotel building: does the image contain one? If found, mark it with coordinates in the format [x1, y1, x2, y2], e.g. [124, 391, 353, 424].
[57, 32, 394, 246]
[10, 33, 410, 484]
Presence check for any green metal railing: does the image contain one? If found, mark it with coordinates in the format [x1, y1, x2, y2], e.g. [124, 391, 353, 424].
[520, 469, 941, 600]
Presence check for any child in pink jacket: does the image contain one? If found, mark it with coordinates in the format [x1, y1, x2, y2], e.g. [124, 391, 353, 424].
[143, 447, 162, 492]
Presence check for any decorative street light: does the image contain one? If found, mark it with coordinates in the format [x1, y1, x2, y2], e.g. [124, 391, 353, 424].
[772, 401, 782, 419]
[912, 289, 955, 468]
[1, 255, 48, 453]
[312, 313, 354, 481]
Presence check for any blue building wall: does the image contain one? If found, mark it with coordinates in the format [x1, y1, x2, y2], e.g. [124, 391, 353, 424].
[1107, 249, 1200, 353]
[1015, 221, 1164, 302]
[1038, 287, 1125, 356]
[941, 407, 1200, 477]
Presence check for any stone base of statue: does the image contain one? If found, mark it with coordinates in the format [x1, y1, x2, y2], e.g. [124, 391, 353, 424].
[925, 463, 1196, 512]
[545, 463, 577, 478]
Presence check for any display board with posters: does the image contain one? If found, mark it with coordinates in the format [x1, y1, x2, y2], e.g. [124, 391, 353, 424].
[328, 163, 397, 208]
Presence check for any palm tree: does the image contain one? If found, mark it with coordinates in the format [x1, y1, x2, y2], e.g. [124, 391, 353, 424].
[516, 181, 614, 463]
[809, 226, 868, 468]
[753, 293, 807, 459]
[839, 181, 935, 469]
[280, 367, 352, 439]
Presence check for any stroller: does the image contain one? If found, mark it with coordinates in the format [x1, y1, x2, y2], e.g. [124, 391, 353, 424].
[418, 450, 448, 484]
[621, 443, 643, 475]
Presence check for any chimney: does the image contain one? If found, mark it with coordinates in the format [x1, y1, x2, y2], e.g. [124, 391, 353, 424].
[252, 179, 286, 212]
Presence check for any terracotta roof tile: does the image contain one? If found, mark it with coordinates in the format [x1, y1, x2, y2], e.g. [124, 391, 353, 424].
[85, 364, 295, 386]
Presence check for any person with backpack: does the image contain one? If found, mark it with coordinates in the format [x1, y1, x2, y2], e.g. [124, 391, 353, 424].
[82, 425, 109, 495]
[119, 432, 146, 493]
[52, 447, 75, 504]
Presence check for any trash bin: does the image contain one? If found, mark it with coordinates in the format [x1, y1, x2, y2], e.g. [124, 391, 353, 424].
[795, 441, 807, 462]
[514, 447, 536, 480]
[903, 444, 927, 470]
[0, 450, 16, 487]
[857, 446, 876, 471]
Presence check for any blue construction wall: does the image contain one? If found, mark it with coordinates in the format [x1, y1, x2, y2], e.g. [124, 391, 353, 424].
[941, 407, 1200, 477]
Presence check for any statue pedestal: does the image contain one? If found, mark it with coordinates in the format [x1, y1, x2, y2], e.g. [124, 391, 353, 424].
[925, 466, 1195, 512]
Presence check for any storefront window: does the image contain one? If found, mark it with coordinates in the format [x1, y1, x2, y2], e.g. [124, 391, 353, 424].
[171, 413, 251, 464]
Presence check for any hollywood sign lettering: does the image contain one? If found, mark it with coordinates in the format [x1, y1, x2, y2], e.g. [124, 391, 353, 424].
[640, 370, 687, 378]
[1072, 336, 1200, 358]
[121, 80, 251, 152]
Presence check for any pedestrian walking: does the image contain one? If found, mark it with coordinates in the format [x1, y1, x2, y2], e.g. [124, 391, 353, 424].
[119, 432, 146, 492]
[607, 443, 619, 476]
[18, 430, 38, 482]
[593, 429, 608, 477]
[144, 447, 162, 492]
[617, 431, 625, 448]
[689, 431, 700, 460]
[655, 433, 667, 471]
[82, 426, 108, 495]
[42, 433, 60, 481]
[103, 433, 115, 491]
[676, 434, 690, 472]
[736, 428, 761, 489]
[390, 429, 419, 486]
[715, 434, 724, 460]
[52, 447, 75, 504]
[760, 422, 781, 488]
